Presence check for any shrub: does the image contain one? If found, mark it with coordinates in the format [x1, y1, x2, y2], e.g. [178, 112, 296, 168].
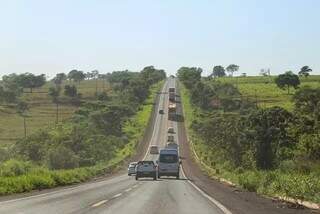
[0, 159, 33, 177]
[47, 146, 79, 170]
[238, 171, 261, 192]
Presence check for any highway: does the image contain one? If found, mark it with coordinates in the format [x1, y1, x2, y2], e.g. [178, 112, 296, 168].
[0, 78, 229, 214]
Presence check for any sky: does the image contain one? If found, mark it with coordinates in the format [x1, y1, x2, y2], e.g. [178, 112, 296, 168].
[1, 0, 320, 78]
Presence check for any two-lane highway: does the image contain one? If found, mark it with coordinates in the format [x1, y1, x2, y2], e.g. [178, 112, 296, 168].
[0, 78, 229, 214]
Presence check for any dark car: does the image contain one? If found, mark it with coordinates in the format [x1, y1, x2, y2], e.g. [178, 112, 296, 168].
[159, 109, 164, 114]
[135, 161, 157, 180]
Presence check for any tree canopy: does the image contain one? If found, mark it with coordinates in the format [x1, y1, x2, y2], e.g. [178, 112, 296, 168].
[275, 71, 300, 94]
[298, 66, 312, 78]
[211, 65, 226, 78]
[226, 64, 239, 77]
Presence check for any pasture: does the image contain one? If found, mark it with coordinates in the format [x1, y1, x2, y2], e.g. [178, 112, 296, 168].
[219, 75, 320, 110]
[0, 80, 110, 145]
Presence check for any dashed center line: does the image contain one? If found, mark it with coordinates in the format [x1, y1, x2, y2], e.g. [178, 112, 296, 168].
[125, 188, 132, 192]
[112, 193, 122, 198]
[132, 184, 138, 188]
[92, 199, 108, 207]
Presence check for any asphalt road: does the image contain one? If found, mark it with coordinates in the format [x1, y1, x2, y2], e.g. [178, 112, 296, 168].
[0, 78, 228, 214]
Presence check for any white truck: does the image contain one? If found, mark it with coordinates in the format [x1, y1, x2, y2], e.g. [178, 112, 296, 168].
[157, 148, 180, 179]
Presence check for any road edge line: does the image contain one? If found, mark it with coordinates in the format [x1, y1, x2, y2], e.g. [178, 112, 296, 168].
[181, 167, 232, 214]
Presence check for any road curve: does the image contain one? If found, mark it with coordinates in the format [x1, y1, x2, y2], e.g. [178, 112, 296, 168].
[0, 78, 227, 214]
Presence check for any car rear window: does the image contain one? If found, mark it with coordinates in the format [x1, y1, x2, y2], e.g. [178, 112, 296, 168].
[159, 154, 178, 163]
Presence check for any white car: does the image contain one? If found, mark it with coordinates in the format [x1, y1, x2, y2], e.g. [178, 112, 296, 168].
[135, 161, 157, 180]
[127, 162, 137, 176]
[149, 145, 159, 154]
[167, 127, 174, 134]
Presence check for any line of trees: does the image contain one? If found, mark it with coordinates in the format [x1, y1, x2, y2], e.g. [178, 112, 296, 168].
[178, 67, 320, 171]
[1, 66, 166, 171]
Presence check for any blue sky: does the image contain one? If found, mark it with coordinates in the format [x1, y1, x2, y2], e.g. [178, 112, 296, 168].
[1, 0, 319, 77]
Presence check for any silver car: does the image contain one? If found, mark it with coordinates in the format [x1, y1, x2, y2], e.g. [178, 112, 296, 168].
[128, 162, 137, 176]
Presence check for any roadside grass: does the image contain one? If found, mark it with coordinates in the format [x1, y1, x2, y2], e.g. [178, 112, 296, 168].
[0, 80, 111, 145]
[217, 75, 320, 110]
[0, 81, 163, 196]
[122, 80, 164, 158]
[179, 82, 320, 204]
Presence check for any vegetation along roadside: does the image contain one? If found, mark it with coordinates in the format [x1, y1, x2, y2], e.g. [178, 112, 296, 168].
[0, 66, 165, 195]
[178, 66, 320, 206]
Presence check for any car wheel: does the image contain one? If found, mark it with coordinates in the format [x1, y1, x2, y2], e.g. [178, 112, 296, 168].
[153, 176, 157, 180]
[135, 175, 138, 180]
[176, 174, 179, 179]
[128, 173, 131, 176]
[158, 174, 161, 179]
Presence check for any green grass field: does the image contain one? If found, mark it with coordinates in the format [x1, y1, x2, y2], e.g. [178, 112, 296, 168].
[218, 75, 320, 110]
[0, 80, 110, 145]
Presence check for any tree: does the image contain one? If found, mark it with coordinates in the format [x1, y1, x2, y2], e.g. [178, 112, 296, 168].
[140, 66, 166, 86]
[0, 86, 18, 103]
[2, 74, 23, 96]
[293, 87, 320, 128]
[16, 101, 29, 138]
[52, 73, 67, 87]
[226, 64, 239, 77]
[48, 87, 60, 124]
[211, 66, 226, 78]
[91, 70, 99, 96]
[247, 107, 295, 169]
[177, 67, 202, 89]
[64, 85, 78, 98]
[19, 73, 46, 93]
[298, 66, 312, 78]
[275, 71, 300, 94]
[68, 70, 85, 84]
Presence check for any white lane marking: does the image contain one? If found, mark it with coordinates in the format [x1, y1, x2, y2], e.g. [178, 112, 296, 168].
[124, 188, 132, 192]
[132, 184, 138, 188]
[91, 199, 108, 208]
[181, 167, 232, 214]
[176, 78, 232, 214]
[142, 81, 167, 160]
[112, 193, 122, 198]
[0, 173, 128, 205]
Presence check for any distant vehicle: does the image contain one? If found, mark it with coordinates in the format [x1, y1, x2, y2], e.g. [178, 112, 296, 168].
[167, 135, 174, 142]
[169, 92, 175, 102]
[157, 149, 180, 179]
[159, 109, 164, 114]
[128, 162, 138, 176]
[168, 102, 176, 120]
[170, 75, 175, 78]
[135, 161, 157, 180]
[169, 87, 175, 101]
[167, 127, 174, 133]
[149, 145, 159, 154]
[166, 142, 178, 149]
[169, 87, 175, 93]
